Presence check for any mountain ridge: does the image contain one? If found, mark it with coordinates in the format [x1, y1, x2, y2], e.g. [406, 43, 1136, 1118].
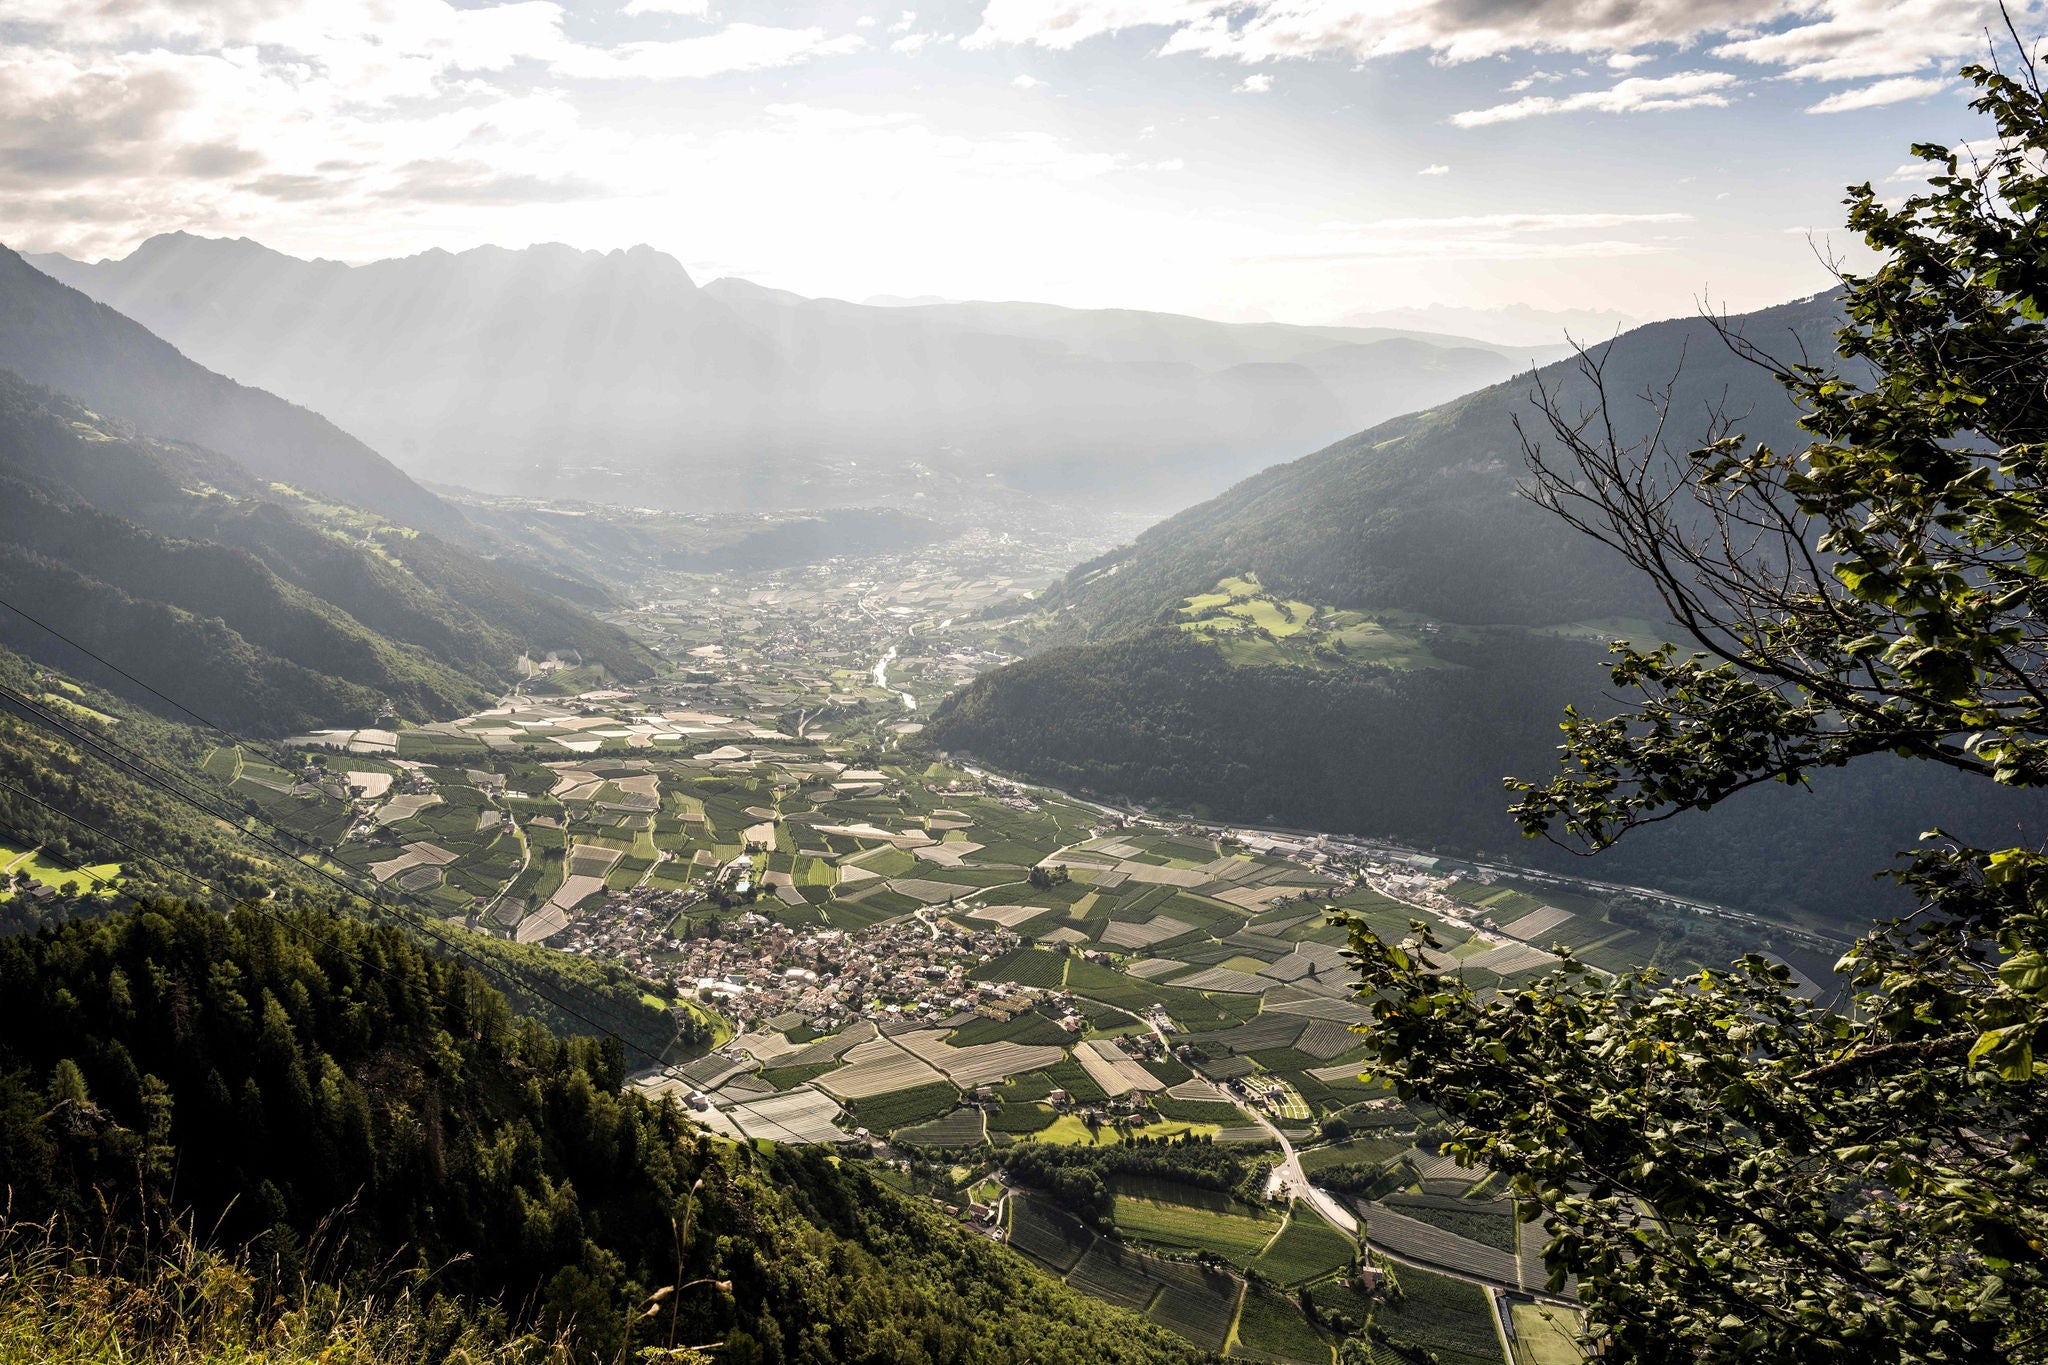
[922, 287, 2048, 927]
[0, 244, 461, 533]
[31, 233, 1565, 511]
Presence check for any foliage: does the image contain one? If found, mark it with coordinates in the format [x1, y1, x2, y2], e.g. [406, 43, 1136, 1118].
[1347, 59, 2048, 1365]
[0, 901, 1201, 1364]
[924, 623, 2048, 927]
[998, 1134, 1257, 1223]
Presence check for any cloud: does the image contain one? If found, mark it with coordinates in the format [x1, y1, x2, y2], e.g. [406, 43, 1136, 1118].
[1235, 72, 1273, 92]
[558, 25, 865, 80]
[965, 0, 2030, 101]
[377, 158, 605, 204]
[1013, 72, 1047, 87]
[1417, 162, 1450, 174]
[1805, 74, 1951, 111]
[620, 0, 711, 14]
[892, 10, 918, 30]
[1263, 209, 1695, 263]
[965, 0, 1216, 50]
[1329, 211, 1692, 231]
[1451, 70, 1739, 126]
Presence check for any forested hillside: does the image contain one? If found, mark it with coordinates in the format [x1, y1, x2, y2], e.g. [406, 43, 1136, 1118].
[0, 901, 1201, 1365]
[0, 370, 652, 733]
[926, 292, 2048, 928]
[0, 246, 456, 533]
[1034, 292, 1841, 641]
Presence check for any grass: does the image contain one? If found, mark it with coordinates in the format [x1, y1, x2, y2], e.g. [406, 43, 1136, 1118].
[1250, 1203, 1354, 1287]
[0, 845, 122, 897]
[1113, 1192, 1278, 1264]
[1511, 1301, 1585, 1365]
[0, 1223, 565, 1364]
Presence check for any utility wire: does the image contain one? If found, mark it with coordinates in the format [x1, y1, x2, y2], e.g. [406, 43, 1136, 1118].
[0, 601, 673, 1065]
[0, 778, 217, 901]
[0, 596, 273, 755]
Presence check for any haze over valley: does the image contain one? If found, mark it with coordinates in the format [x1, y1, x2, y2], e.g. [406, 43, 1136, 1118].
[3, 4, 2040, 1363]
[28, 235, 1553, 511]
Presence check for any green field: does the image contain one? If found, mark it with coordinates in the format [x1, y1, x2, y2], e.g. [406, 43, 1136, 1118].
[893, 1106, 987, 1147]
[843, 1081, 961, 1133]
[971, 946, 1069, 988]
[1007, 1196, 1094, 1273]
[0, 845, 121, 897]
[1250, 1203, 1353, 1286]
[1113, 1191, 1278, 1264]
[1314, 1264, 1502, 1365]
[1511, 1301, 1584, 1365]
[1229, 1286, 1332, 1364]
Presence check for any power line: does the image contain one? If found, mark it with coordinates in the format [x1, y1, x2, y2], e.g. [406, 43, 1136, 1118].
[0, 782, 212, 903]
[0, 594, 261, 750]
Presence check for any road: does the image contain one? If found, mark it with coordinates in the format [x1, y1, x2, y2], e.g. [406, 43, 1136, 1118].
[1247, 1106, 1359, 1235]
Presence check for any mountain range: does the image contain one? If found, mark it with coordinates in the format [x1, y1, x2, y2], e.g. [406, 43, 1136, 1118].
[27, 234, 1560, 511]
[0, 245, 653, 734]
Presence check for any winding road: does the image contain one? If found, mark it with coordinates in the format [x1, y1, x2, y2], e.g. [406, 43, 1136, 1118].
[1250, 1108, 1360, 1235]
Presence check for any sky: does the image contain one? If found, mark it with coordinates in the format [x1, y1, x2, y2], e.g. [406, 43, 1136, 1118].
[0, 0, 2029, 325]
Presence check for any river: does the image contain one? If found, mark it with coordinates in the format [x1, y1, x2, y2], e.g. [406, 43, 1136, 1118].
[872, 646, 916, 710]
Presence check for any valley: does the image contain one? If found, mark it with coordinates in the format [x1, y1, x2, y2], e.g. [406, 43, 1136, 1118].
[45, 509, 1859, 1364]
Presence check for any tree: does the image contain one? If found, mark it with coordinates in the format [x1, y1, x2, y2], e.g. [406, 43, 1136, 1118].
[1341, 56, 2048, 1365]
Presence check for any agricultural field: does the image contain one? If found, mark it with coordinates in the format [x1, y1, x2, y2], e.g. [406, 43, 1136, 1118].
[1230, 1286, 1334, 1364]
[1251, 1203, 1355, 1287]
[175, 523, 1620, 1362]
[1113, 1188, 1280, 1265]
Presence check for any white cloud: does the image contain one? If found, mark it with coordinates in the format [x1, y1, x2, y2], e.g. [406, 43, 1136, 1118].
[892, 31, 942, 52]
[620, 0, 711, 15]
[1805, 74, 1951, 111]
[1329, 211, 1692, 231]
[558, 25, 865, 80]
[1267, 209, 1694, 263]
[1013, 72, 1047, 87]
[1452, 70, 1739, 126]
[965, 0, 1216, 50]
[966, 0, 2031, 99]
[892, 10, 918, 30]
[1418, 163, 1450, 174]
[1236, 72, 1274, 92]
